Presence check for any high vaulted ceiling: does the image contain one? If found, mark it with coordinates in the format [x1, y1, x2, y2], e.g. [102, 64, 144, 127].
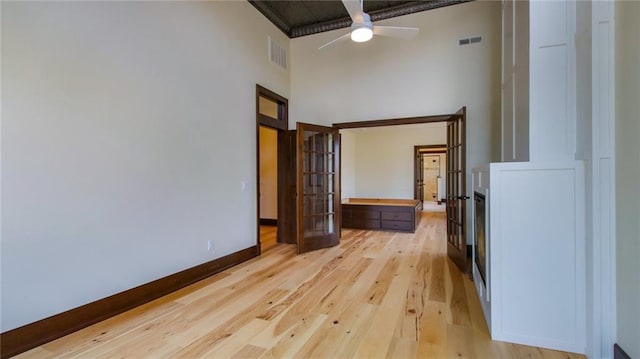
[249, 0, 473, 38]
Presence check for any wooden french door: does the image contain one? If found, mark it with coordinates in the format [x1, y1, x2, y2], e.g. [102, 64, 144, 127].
[296, 122, 341, 254]
[416, 153, 425, 204]
[446, 107, 468, 273]
[279, 130, 297, 245]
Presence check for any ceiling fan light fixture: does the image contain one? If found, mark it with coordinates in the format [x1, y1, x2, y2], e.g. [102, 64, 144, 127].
[351, 26, 373, 42]
[317, 0, 418, 50]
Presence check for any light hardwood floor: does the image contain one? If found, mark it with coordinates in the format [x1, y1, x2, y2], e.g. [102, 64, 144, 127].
[18, 212, 584, 358]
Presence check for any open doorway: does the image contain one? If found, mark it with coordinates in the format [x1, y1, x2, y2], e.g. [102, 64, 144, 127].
[258, 126, 279, 252]
[333, 107, 468, 273]
[256, 86, 343, 256]
[414, 145, 446, 211]
[255, 85, 296, 255]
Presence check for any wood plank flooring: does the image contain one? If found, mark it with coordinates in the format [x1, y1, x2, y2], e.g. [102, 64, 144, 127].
[17, 211, 585, 358]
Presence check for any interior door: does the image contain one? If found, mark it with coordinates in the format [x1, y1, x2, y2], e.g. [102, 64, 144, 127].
[416, 153, 425, 204]
[296, 122, 341, 254]
[446, 107, 468, 273]
[278, 130, 297, 244]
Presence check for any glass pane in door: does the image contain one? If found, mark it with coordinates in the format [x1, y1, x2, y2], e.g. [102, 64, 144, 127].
[302, 130, 335, 238]
[296, 122, 340, 254]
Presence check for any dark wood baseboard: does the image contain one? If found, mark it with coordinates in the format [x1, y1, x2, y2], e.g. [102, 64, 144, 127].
[259, 218, 278, 226]
[0, 246, 258, 359]
[614, 343, 631, 359]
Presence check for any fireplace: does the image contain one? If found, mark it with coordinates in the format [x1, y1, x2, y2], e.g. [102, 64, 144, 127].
[471, 167, 491, 333]
[474, 191, 487, 285]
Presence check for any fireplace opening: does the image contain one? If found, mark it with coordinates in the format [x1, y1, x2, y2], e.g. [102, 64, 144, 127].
[474, 191, 487, 284]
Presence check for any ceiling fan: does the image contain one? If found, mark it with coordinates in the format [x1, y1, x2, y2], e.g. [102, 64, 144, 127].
[318, 0, 420, 50]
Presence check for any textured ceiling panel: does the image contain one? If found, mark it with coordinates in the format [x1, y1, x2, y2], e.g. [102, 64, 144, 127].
[249, 0, 473, 38]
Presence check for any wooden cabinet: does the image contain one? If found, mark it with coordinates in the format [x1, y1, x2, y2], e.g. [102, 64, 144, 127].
[342, 198, 421, 233]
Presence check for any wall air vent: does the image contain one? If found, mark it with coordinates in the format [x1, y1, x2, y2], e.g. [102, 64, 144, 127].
[459, 36, 483, 46]
[268, 36, 287, 70]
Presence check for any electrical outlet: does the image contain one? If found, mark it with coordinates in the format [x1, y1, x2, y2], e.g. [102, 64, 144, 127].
[207, 240, 214, 252]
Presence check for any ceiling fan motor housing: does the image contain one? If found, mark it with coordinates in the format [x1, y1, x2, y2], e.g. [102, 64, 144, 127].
[350, 13, 373, 42]
[318, 1, 419, 49]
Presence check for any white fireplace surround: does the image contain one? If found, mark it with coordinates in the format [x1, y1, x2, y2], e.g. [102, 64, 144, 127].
[472, 162, 585, 353]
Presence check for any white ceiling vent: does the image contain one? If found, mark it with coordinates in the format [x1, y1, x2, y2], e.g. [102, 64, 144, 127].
[459, 36, 482, 46]
[268, 36, 287, 70]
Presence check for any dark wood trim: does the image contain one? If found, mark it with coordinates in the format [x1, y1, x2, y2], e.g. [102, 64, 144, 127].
[295, 123, 341, 254]
[256, 120, 261, 255]
[416, 144, 448, 154]
[333, 114, 458, 130]
[334, 111, 460, 207]
[258, 114, 283, 130]
[279, 130, 298, 245]
[0, 246, 258, 359]
[259, 218, 278, 226]
[614, 344, 631, 359]
[338, 132, 343, 239]
[445, 106, 469, 275]
[256, 84, 290, 254]
[460, 106, 468, 263]
[256, 85, 288, 131]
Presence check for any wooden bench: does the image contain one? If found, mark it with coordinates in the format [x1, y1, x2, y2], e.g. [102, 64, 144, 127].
[341, 198, 422, 233]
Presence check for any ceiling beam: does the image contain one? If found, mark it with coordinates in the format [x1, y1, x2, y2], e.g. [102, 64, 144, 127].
[333, 114, 459, 129]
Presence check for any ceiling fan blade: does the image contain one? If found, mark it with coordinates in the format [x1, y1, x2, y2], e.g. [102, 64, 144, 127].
[342, 0, 365, 23]
[373, 25, 420, 38]
[318, 32, 351, 50]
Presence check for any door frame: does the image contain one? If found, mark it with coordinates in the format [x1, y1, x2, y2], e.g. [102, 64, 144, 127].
[333, 113, 458, 129]
[334, 108, 468, 271]
[255, 85, 290, 255]
[413, 145, 447, 204]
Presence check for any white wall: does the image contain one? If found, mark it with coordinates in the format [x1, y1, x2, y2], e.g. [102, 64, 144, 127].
[340, 130, 357, 199]
[291, 0, 501, 242]
[342, 123, 445, 199]
[1, 1, 289, 332]
[615, 1, 640, 357]
[259, 127, 278, 220]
